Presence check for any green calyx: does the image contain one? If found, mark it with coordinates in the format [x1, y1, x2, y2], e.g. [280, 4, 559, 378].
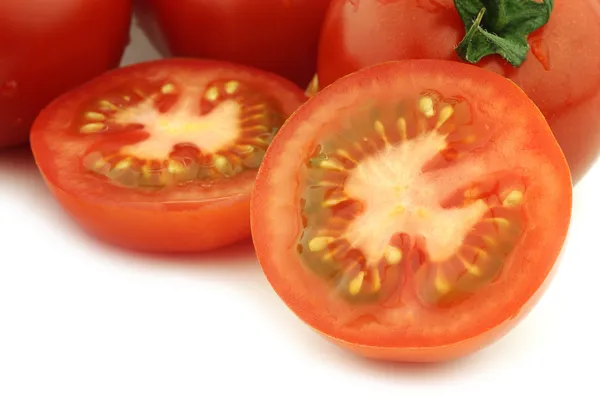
[454, 0, 554, 67]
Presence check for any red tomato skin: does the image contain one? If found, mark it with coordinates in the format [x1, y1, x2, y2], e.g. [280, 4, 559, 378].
[43, 180, 252, 253]
[142, 0, 332, 88]
[0, 0, 132, 149]
[317, 0, 600, 183]
[30, 59, 307, 253]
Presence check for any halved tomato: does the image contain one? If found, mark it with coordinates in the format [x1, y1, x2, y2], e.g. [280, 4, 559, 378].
[251, 60, 572, 362]
[30, 59, 306, 253]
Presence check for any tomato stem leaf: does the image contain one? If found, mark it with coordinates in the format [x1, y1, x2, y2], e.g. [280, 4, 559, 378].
[454, 0, 553, 67]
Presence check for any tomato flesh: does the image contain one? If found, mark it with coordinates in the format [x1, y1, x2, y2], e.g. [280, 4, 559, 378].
[30, 59, 306, 253]
[252, 60, 572, 362]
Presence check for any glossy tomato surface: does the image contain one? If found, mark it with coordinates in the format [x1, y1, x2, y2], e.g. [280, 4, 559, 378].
[252, 60, 572, 362]
[0, 0, 133, 149]
[30, 59, 306, 253]
[140, 0, 332, 89]
[317, 0, 600, 183]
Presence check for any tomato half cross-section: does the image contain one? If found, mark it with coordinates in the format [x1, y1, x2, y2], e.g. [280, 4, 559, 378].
[317, 0, 600, 183]
[251, 60, 572, 362]
[30, 59, 307, 253]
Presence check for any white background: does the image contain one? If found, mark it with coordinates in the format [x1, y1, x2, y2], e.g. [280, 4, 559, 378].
[1, 15, 599, 400]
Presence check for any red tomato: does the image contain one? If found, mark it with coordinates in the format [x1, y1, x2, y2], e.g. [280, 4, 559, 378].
[317, 0, 600, 183]
[139, 0, 332, 89]
[30, 59, 306, 253]
[252, 60, 572, 362]
[0, 0, 133, 149]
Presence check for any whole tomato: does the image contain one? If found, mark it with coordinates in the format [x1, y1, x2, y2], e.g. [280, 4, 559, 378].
[0, 0, 132, 149]
[139, 0, 332, 89]
[317, 0, 600, 183]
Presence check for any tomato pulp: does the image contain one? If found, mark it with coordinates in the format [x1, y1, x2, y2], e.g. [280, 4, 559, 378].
[30, 59, 306, 253]
[252, 60, 572, 362]
[317, 0, 600, 183]
[0, 0, 132, 149]
[140, 0, 332, 89]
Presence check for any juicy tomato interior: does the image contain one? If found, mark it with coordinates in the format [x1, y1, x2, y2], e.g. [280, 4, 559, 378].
[31, 59, 306, 252]
[252, 60, 572, 361]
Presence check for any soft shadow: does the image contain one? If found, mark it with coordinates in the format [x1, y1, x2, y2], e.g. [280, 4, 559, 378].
[124, 238, 259, 268]
[232, 259, 533, 380]
[0, 144, 38, 172]
[83, 233, 260, 271]
[228, 260, 480, 379]
[337, 347, 477, 378]
[0, 145, 48, 197]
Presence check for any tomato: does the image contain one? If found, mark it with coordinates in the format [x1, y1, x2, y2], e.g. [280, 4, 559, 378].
[30, 59, 306, 253]
[139, 0, 332, 89]
[317, 0, 600, 183]
[251, 60, 572, 362]
[0, 0, 133, 149]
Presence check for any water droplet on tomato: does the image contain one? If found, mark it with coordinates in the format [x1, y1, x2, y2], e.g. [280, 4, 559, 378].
[1, 80, 19, 98]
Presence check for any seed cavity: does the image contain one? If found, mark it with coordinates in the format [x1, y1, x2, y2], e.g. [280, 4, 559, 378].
[486, 217, 511, 228]
[235, 144, 255, 154]
[464, 135, 476, 144]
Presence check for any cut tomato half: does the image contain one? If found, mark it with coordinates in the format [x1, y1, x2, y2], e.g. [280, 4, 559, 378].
[251, 60, 572, 362]
[30, 59, 306, 253]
